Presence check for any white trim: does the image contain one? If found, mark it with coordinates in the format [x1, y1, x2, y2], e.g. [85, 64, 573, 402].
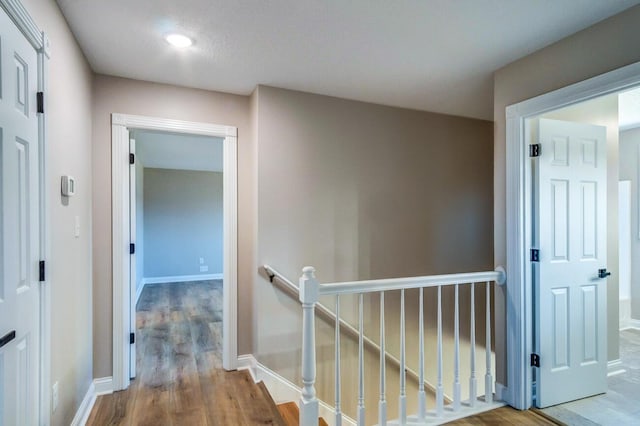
[494, 382, 508, 403]
[607, 359, 626, 377]
[111, 113, 237, 137]
[505, 61, 640, 410]
[222, 133, 238, 371]
[0, 0, 45, 52]
[142, 273, 223, 285]
[619, 122, 640, 132]
[620, 318, 640, 330]
[237, 355, 357, 426]
[69, 382, 96, 426]
[111, 113, 238, 391]
[136, 274, 223, 303]
[93, 376, 114, 396]
[69, 377, 113, 426]
[135, 280, 145, 306]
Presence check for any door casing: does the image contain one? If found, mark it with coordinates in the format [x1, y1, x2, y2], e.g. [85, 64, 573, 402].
[111, 113, 238, 391]
[505, 61, 640, 409]
[0, 0, 50, 423]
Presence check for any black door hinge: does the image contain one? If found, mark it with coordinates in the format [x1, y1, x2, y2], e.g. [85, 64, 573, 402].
[531, 353, 540, 367]
[529, 143, 541, 157]
[130, 332, 135, 344]
[37, 92, 44, 114]
[130, 243, 135, 254]
[129, 153, 135, 164]
[530, 249, 540, 262]
[39, 260, 45, 282]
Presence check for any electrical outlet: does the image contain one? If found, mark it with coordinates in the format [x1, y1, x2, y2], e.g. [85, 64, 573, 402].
[200, 265, 208, 272]
[52, 381, 59, 412]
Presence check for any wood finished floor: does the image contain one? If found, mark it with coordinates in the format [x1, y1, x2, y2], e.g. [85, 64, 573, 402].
[87, 281, 284, 426]
[446, 407, 561, 425]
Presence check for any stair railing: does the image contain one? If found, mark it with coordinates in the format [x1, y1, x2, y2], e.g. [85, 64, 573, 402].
[266, 265, 506, 426]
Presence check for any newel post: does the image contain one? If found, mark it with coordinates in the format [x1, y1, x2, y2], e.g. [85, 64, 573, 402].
[299, 266, 319, 426]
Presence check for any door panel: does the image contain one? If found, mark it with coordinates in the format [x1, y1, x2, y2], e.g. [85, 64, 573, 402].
[535, 118, 607, 408]
[0, 6, 40, 425]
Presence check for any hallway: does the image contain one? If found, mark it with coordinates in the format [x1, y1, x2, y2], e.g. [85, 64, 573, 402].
[87, 281, 283, 425]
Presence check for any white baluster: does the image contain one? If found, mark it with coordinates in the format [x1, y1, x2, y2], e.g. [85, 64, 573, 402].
[358, 293, 365, 426]
[399, 289, 407, 424]
[335, 295, 342, 426]
[453, 284, 461, 411]
[485, 281, 493, 404]
[469, 283, 477, 407]
[299, 267, 319, 425]
[379, 292, 387, 426]
[418, 287, 426, 421]
[436, 286, 444, 417]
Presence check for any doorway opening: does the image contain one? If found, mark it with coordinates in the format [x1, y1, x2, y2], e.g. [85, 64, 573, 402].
[505, 62, 640, 422]
[130, 129, 225, 382]
[532, 88, 640, 424]
[110, 114, 238, 391]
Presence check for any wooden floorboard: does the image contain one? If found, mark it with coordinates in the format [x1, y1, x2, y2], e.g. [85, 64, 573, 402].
[445, 406, 562, 425]
[86, 281, 283, 426]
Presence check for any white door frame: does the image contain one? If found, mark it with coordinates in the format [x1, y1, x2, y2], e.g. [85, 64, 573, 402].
[505, 61, 640, 409]
[0, 0, 50, 423]
[111, 113, 238, 391]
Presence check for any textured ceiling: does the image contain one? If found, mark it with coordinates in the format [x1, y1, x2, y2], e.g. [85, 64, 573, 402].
[57, 0, 640, 120]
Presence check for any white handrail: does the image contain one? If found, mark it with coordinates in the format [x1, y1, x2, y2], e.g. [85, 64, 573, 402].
[318, 270, 505, 296]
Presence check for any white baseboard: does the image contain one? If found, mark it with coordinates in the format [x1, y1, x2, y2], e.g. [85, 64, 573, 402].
[135, 280, 145, 305]
[494, 382, 507, 402]
[620, 317, 640, 331]
[237, 355, 356, 426]
[142, 273, 222, 285]
[70, 377, 113, 426]
[94, 376, 114, 395]
[608, 359, 626, 377]
[70, 382, 96, 426]
[620, 299, 631, 330]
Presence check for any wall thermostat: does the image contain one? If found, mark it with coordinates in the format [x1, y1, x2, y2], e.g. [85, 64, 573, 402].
[61, 175, 76, 196]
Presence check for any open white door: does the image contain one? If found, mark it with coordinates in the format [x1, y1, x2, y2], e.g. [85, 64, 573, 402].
[0, 6, 41, 424]
[534, 118, 608, 408]
[129, 137, 136, 379]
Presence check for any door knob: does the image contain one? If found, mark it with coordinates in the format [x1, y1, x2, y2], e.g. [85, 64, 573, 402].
[598, 269, 611, 279]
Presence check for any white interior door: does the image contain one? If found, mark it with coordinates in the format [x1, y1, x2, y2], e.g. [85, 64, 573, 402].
[534, 118, 608, 408]
[129, 137, 136, 379]
[0, 7, 41, 425]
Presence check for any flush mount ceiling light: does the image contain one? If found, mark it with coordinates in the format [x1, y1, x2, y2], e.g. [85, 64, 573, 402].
[165, 33, 193, 48]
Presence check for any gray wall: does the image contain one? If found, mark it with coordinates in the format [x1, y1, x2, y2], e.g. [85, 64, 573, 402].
[143, 168, 223, 278]
[620, 128, 640, 318]
[92, 75, 254, 377]
[22, 0, 94, 424]
[493, 4, 640, 383]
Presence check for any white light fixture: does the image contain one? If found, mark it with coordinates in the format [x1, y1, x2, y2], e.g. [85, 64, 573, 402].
[165, 33, 193, 48]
